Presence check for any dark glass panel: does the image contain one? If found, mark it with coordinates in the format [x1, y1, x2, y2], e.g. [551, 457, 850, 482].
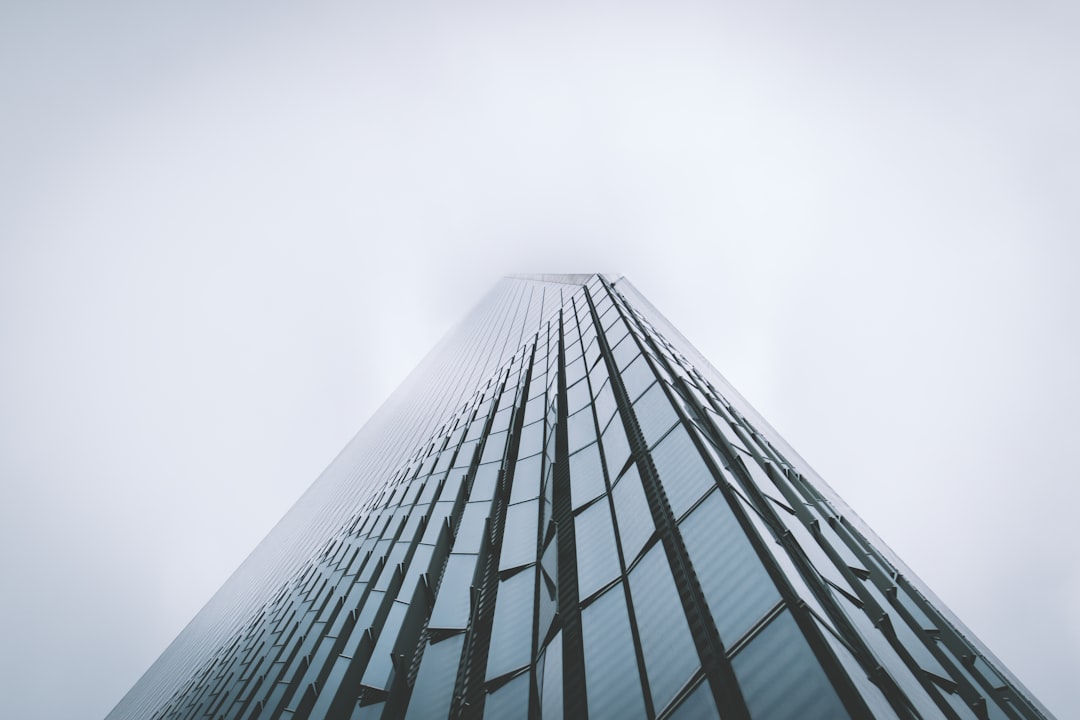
[628, 544, 699, 712]
[730, 610, 849, 720]
[581, 585, 647, 719]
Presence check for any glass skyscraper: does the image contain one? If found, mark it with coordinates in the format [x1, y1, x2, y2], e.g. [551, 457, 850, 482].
[108, 274, 1052, 719]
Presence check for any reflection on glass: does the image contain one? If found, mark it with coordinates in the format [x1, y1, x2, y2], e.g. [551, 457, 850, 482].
[484, 671, 530, 719]
[541, 632, 563, 720]
[600, 418, 631, 482]
[668, 679, 720, 720]
[650, 427, 715, 519]
[406, 634, 465, 720]
[581, 585, 646, 719]
[569, 443, 606, 510]
[611, 466, 653, 562]
[628, 544, 699, 712]
[680, 491, 781, 645]
[730, 610, 849, 720]
[486, 571, 535, 681]
[575, 499, 621, 599]
[633, 382, 678, 446]
[500, 500, 539, 571]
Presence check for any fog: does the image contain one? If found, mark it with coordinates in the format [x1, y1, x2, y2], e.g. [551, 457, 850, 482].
[1, 2, 1077, 717]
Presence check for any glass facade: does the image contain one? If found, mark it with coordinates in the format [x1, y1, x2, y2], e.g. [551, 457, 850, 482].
[108, 274, 1053, 720]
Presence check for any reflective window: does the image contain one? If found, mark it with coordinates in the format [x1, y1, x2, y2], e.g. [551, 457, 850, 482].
[600, 414, 631, 479]
[471, 463, 500, 502]
[612, 467, 654, 562]
[500, 500, 539, 571]
[569, 442, 606, 510]
[482, 430, 509, 464]
[486, 571, 535, 681]
[633, 382, 678, 446]
[575, 499, 621, 599]
[669, 679, 720, 720]
[680, 491, 781, 645]
[592, 380, 617, 433]
[612, 333, 640, 370]
[406, 634, 465, 720]
[567, 406, 597, 452]
[484, 671, 530, 719]
[650, 427, 716, 519]
[540, 632, 563, 720]
[628, 544, 699, 712]
[567, 377, 590, 414]
[429, 553, 477, 630]
[621, 354, 656, 404]
[730, 610, 849, 720]
[510, 453, 542, 504]
[517, 420, 544, 460]
[362, 600, 408, 688]
[455, 502, 490, 554]
[581, 585, 646, 718]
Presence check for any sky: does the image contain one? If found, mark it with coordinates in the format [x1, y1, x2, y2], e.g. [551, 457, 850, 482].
[1, 2, 1077, 718]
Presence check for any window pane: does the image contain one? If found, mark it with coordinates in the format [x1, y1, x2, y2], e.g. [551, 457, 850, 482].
[600, 417, 630, 481]
[510, 453, 542, 504]
[669, 679, 720, 720]
[730, 610, 849, 720]
[486, 571, 535, 681]
[650, 427, 715, 519]
[633, 383, 678, 447]
[569, 442, 606, 510]
[429, 553, 477, 630]
[484, 671, 530, 720]
[680, 491, 781, 643]
[406, 634, 465, 720]
[611, 466, 654, 562]
[518, 420, 544, 459]
[575, 500, 621, 599]
[567, 406, 597, 453]
[541, 632, 563, 720]
[581, 585, 646, 719]
[621, 354, 655, 403]
[500, 500, 539, 571]
[628, 544, 699, 712]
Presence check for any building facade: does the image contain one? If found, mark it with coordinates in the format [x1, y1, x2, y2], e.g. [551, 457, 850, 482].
[109, 274, 1052, 719]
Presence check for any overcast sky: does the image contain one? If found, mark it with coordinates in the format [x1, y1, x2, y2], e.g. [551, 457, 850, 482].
[2, 2, 1077, 718]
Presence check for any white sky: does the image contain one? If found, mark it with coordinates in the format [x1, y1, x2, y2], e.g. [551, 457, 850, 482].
[1, 2, 1077, 718]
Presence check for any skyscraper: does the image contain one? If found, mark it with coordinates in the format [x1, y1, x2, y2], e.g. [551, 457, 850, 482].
[108, 274, 1052, 719]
